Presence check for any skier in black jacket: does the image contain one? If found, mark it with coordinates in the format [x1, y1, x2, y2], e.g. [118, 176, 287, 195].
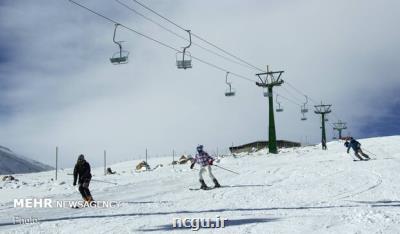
[73, 154, 93, 202]
[344, 137, 370, 161]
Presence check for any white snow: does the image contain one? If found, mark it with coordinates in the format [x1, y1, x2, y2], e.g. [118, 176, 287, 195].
[0, 136, 399, 233]
[0, 146, 53, 175]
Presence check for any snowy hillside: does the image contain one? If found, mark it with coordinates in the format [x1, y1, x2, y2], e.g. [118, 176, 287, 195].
[0, 146, 53, 175]
[0, 136, 399, 233]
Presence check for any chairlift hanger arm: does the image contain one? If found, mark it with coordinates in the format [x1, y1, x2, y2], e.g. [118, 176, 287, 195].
[182, 30, 192, 55]
[225, 72, 231, 85]
[113, 23, 123, 50]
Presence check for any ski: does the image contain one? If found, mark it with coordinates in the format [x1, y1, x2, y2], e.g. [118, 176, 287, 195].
[353, 158, 376, 162]
[189, 186, 223, 191]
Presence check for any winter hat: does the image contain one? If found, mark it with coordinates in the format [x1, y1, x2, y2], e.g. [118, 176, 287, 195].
[78, 154, 85, 161]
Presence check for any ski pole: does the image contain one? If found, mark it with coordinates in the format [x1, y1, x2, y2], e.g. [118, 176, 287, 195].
[362, 148, 377, 157]
[213, 164, 239, 175]
[91, 179, 118, 185]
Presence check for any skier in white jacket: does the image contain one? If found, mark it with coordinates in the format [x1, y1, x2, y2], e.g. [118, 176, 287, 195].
[190, 145, 221, 190]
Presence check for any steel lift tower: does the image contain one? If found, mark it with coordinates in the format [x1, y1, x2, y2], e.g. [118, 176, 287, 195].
[256, 66, 284, 154]
[314, 103, 332, 150]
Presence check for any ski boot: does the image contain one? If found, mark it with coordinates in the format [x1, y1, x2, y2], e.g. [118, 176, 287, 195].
[84, 196, 96, 207]
[213, 178, 221, 188]
[199, 179, 209, 190]
[363, 154, 370, 160]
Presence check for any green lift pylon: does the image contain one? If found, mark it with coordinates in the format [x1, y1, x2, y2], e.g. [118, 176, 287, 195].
[256, 66, 284, 154]
[333, 120, 347, 139]
[314, 103, 332, 150]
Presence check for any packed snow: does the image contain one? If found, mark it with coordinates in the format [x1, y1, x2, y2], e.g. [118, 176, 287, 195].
[0, 146, 52, 175]
[0, 136, 399, 234]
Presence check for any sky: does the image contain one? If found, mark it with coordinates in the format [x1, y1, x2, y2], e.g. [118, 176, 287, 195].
[0, 0, 399, 168]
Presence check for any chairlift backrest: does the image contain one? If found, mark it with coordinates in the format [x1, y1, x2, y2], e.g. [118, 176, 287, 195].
[176, 52, 192, 69]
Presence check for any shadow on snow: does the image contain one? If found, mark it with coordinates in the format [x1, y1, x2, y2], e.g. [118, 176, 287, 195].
[1, 201, 399, 227]
[136, 218, 279, 232]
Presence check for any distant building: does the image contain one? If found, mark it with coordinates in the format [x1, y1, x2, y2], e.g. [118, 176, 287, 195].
[229, 140, 301, 154]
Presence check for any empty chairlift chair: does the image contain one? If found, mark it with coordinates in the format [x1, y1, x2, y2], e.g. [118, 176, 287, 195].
[301, 95, 309, 114]
[276, 94, 284, 112]
[224, 72, 236, 97]
[176, 30, 192, 69]
[110, 24, 129, 65]
[301, 95, 308, 120]
[263, 88, 269, 97]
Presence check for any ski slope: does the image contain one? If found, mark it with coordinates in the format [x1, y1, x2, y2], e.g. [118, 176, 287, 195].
[0, 136, 399, 234]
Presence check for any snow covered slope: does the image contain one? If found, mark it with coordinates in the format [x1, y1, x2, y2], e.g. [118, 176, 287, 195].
[0, 146, 53, 175]
[0, 136, 399, 233]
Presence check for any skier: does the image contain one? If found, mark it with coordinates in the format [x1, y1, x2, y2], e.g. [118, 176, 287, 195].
[344, 137, 370, 160]
[190, 145, 221, 190]
[73, 154, 94, 203]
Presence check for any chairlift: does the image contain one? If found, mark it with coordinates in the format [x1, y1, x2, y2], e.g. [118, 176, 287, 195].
[176, 30, 192, 69]
[263, 88, 269, 97]
[224, 72, 235, 97]
[110, 24, 129, 65]
[301, 112, 307, 121]
[301, 95, 309, 113]
[276, 94, 284, 112]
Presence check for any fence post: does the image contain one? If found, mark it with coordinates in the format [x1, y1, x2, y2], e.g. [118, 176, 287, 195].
[55, 146, 58, 180]
[104, 150, 107, 176]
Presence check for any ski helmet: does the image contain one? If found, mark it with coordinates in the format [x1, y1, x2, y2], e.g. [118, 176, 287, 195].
[196, 145, 204, 152]
[78, 154, 85, 161]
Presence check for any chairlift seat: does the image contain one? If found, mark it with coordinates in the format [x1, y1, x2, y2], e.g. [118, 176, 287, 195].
[263, 91, 270, 97]
[110, 51, 129, 65]
[225, 91, 235, 97]
[301, 108, 309, 113]
[276, 108, 283, 112]
[176, 52, 192, 69]
[301, 117, 307, 121]
[176, 60, 192, 69]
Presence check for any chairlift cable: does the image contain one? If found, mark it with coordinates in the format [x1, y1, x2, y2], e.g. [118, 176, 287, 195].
[69, 0, 257, 83]
[130, 0, 346, 121]
[275, 93, 302, 107]
[130, 0, 349, 124]
[115, 0, 258, 71]
[131, 0, 266, 72]
[70, 0, 346, 125]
